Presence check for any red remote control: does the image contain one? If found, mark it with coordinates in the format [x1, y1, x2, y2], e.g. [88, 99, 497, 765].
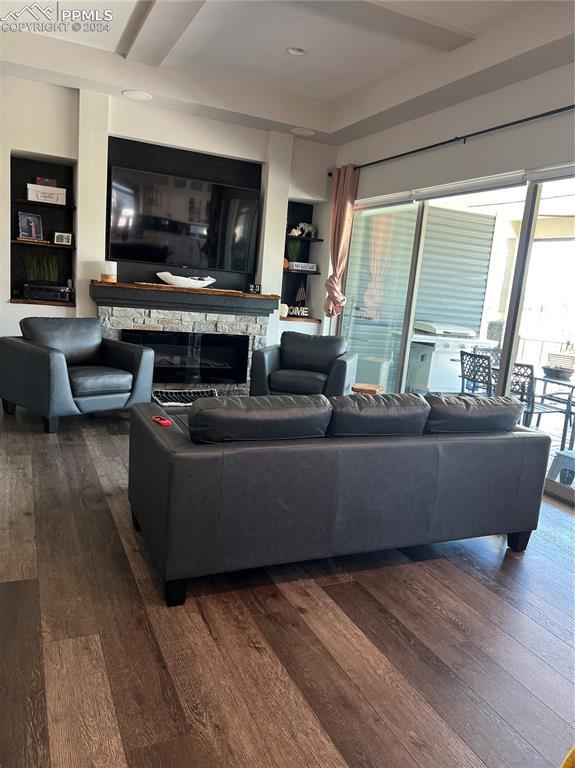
[152, 416, 173, 427]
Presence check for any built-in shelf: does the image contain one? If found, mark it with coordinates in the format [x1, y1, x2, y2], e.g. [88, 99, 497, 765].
[286, 235, 324, 243]
[280, 315, 322, 324]
[12, 239, 75, 251]
[10, 156, 76, 302]
[10, 298, 76, 308]
[284, 268, 321, 276]
[11, 198, 76, 210]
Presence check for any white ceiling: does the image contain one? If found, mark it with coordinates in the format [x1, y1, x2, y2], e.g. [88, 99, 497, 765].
[164, 1, 434, 101]
[10, 0, 540, 102]
[0, 0, 572, 142]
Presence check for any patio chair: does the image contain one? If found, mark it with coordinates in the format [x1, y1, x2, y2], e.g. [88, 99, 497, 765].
[474, 346, 501, 367]
[510, 363, 571, 432]
[460, 351, 494, 397]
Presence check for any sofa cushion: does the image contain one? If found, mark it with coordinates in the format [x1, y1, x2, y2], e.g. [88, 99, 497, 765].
[328, 393, 430, 436]
[280, 331, 347, 374]
[68, 366, 133, 397]
[188, 394, 332, 443]
[425, 395, 523, 433]
[269, 369, 328, 395]
[20, 317, 102, 365]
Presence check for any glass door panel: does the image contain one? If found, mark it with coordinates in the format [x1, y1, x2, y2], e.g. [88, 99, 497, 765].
[513, 178, 575, 497]
[340, 203, 420, 392]
[405, 185, 527, 395]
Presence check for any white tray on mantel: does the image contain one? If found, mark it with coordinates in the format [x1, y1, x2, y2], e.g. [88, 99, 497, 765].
[156, 271, 216, 289]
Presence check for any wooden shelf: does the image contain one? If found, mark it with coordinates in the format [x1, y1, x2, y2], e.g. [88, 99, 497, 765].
[280, 315, 322, 324]
[10, 298, 76, 308]
[12, 239, 75, 251]
[11, 198, 75, 210]
[286, 235, 324, 243]
[284, 269, 321, 276]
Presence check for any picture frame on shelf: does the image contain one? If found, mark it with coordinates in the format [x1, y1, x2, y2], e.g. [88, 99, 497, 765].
[18, 212, 44, 241]
[53, 232, 72, 246]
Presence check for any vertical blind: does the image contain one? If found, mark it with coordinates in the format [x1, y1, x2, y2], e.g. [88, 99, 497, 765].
[416, 206, 496, 334]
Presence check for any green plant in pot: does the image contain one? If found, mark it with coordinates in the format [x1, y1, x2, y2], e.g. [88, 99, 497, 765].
[285, 238, 303, 264]
[24, 253, 60, 284]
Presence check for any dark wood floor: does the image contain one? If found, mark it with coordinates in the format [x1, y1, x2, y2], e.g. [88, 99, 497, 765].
[1, 409, 574, 768]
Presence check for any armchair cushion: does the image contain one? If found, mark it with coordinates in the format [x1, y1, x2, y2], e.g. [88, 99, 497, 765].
[68, 366, 133, 397]
[20, 317, 102, 365]
[280, 332, 347, 374]
[270, 369, 328, 395]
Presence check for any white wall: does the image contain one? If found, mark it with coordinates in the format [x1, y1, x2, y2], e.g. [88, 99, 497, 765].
[0, 75, 334, 338]
[289, 138, 335, 203]
[338, 65, 575, 201]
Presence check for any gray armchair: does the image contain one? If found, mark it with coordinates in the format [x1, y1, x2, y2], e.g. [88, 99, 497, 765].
[0, 317, 154, 432]
[250, 331, 357, 396]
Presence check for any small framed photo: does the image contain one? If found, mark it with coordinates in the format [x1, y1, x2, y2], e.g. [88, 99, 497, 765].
[18, 212, 43, 241]
[54, 232, 72, 246]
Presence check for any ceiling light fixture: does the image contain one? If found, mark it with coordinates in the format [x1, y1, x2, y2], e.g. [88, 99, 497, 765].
[286, 46, 307, 56]
[122, 89, 153, 101]
[291, 127, 315, 137]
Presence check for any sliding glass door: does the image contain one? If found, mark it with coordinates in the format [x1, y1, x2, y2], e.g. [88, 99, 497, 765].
[340, 202, 420, 392]
[405, 185, 527, 395]
[509, 178, 575, 499]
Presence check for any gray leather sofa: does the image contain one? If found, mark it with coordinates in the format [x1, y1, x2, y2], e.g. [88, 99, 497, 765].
[0, 317, 154, 432]
[250, 331, 358, 396]
[128, 393, 550, 606]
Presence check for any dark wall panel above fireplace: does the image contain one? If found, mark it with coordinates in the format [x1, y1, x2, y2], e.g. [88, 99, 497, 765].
[108, 138, 262, 190]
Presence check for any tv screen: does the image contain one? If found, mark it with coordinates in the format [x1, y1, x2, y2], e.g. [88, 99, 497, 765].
[109, 167, 260, 273]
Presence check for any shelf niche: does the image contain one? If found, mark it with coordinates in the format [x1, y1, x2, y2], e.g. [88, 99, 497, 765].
[282, 200, 323, 310]
[10, 156, 76, 304]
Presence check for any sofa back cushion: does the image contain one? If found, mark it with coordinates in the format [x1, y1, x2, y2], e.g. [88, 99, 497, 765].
[425, 394, 523, 433]
[281, 331, 346, 374]
[328, 393, 430, 436]
[20, 317, 102, 365]
[188, 394, 332, 443]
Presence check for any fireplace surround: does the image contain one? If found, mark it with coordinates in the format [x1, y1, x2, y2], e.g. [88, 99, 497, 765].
[90, 281, 279, 393]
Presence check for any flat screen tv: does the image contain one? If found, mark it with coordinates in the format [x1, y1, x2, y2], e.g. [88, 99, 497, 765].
[108, 167, 260, 273]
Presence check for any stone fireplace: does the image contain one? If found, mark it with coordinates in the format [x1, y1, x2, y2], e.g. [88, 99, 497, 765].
[89, 281, 279, 395]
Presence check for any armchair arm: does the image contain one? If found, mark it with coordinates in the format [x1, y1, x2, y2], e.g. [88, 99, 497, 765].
[324, 351, 358, 396]
[101, 338, 154, 407]
[249, 344, 281, 395]
[0, 337, 77, 417]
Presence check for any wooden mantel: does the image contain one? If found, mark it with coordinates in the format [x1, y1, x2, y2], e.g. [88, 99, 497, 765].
[89, 280, 280, 317]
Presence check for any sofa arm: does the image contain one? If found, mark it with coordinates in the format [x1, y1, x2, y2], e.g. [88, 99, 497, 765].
[324, 351, 358, 396]
[249, 344, 281, 395]
[129, 403, 223, 581]
[0, 337, 77, 417]
[101, 338, 154, 407]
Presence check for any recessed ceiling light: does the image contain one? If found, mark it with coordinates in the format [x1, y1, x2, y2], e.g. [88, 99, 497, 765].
[291, 127, 315, 137]
[286, 46, 307, 56]
[122, 90, 153, 101]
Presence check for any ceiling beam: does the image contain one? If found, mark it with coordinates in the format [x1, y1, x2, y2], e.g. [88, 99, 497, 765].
[121, 0, 206, 67]
[294, 0, 475, 51]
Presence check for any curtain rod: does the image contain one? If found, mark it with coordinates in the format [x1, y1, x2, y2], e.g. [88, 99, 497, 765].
[328, 104, 575, 176]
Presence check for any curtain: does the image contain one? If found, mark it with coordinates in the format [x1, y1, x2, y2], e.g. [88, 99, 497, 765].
[324, 164, 360, 317]
[364, 214, 394, 321]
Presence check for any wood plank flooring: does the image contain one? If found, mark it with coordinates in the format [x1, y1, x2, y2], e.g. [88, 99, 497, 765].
[0, 408, 574, 768]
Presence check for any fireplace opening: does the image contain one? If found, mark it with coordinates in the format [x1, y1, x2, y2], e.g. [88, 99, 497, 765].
[121, 329, 249, 384]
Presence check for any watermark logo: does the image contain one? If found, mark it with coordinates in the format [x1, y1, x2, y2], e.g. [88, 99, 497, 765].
[0, 2, 113, 32]
[0, 3, 52, 22]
